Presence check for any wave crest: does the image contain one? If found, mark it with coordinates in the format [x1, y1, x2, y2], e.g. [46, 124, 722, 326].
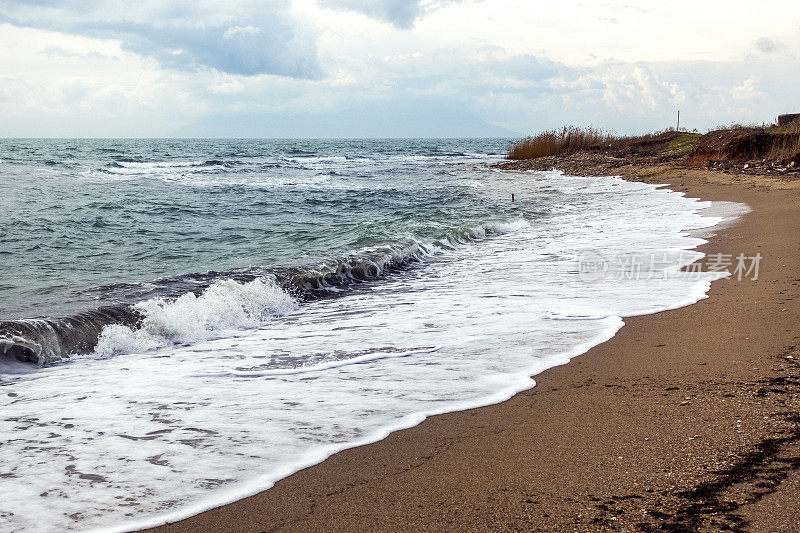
[1, 216, 530, 366]
[95, 278, 297, 356]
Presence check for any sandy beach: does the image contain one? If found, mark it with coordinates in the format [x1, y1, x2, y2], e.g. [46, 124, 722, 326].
[3, 3, 799, 531]
[149, 160, 800, 532]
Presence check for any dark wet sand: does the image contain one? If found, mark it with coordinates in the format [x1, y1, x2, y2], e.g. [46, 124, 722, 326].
[149, 164, 800, 532]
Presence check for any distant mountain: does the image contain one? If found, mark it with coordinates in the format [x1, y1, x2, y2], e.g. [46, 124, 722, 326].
[172, 103, 518, 138]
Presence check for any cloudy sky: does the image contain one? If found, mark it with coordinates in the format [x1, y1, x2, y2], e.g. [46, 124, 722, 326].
[0, 0, 798, 137]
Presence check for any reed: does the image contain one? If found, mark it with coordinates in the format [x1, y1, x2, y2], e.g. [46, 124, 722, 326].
[510, 121, 800, 165]
[507, 126, 614, 160]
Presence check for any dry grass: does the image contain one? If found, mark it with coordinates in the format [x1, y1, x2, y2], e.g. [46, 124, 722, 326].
[507, 127, 698, 160]
[766, 120, 800, 160]
[664, 133, 702, 155]
[509, 120, 800, 167]
[690, 121, 800, 164]
[604, 130, 698, 156]
[507, 126, 614, 160]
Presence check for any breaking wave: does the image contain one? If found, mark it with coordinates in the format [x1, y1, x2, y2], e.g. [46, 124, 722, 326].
[94, 278, 298, 356]
[0, 307, 141, 365]
[0, 217, 529, 366]
[103, 160, 229, 175]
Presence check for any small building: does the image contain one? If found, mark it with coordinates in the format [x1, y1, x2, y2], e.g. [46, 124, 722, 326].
[778, 113, 800, 126]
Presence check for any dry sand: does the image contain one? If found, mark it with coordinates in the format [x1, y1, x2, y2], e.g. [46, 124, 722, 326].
[149, 159, 800, 532]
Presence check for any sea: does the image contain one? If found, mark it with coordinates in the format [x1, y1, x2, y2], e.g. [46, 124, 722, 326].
[0, 138, 744, 532]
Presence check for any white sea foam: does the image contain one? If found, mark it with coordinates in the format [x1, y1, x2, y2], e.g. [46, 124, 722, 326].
[94, 278, 297, 355]
[93, 218, 529, 359]
[102, 160, 222, 175]
[0, 171, 745, 533]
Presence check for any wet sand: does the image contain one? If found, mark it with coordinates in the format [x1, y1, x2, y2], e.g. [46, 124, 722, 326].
[149, 162, 800, 532]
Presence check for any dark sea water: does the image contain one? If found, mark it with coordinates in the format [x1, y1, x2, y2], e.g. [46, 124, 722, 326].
[0, 138, 735, 532]
[0, 138, 517, 320]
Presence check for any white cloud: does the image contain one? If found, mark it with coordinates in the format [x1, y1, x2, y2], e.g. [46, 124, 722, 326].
[223, 25, 261, 39]
[599, 64, 686, 114]
[730, 77, 766, 100]
[1, 0, 800, 136]
[208, 73, 247, 94]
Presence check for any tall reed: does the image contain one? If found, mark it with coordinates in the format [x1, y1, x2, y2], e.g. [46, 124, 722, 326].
[507, 126, 614, 160]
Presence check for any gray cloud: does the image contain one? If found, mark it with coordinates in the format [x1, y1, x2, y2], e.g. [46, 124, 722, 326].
[325, 0, 464, 28]
[0, 0, 322, 78]
[753, 37, 781, 53]
[326, 0, 422, 28]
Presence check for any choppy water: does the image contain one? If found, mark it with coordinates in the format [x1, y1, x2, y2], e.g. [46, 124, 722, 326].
[0, 139, 739, 531]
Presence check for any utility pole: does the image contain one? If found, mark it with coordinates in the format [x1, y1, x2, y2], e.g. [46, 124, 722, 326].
[676, 110, 680, 132]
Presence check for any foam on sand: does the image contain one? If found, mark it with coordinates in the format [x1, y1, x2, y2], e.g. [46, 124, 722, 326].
[0, 172, 744, 532]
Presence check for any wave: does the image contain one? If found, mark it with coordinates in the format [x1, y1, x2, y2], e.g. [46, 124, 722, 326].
[94, 278, 297, 356]
[276, 218, 529, 297]
[0, 217, 529, 366]
[0, 306, 141, 365]
[102, 160, 228, 175]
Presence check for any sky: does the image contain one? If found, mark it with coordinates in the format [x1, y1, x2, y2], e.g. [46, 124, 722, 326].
[0, 0, 798, 137]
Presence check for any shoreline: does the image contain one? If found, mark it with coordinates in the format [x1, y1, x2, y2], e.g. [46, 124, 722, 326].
[149, 160, 800, 532]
